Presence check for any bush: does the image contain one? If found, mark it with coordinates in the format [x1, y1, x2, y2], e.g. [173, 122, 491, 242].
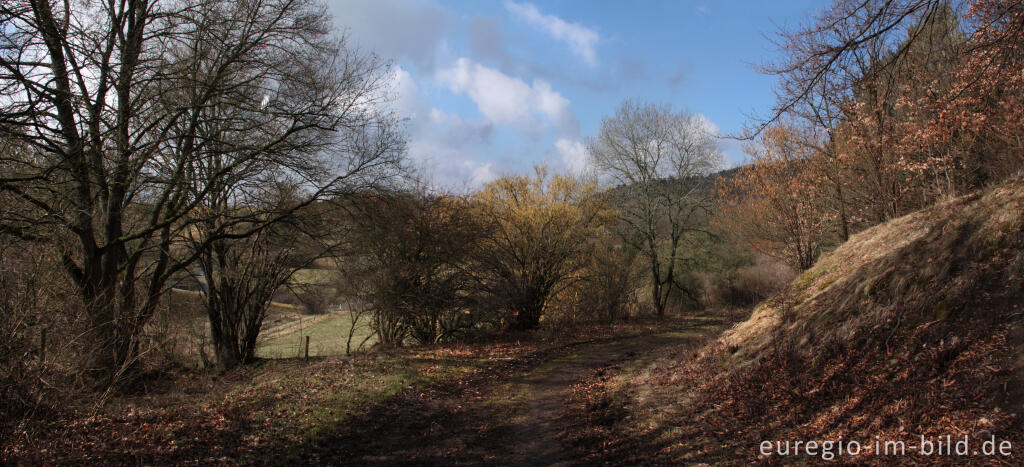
[719, 257, 795, 306]
[0, 239, 79, 435]
[347, 192, 485, 346]
[293, 282, 336, 316]
[538, 239, 638, 326]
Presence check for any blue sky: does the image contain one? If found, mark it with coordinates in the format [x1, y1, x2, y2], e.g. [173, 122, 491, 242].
[328, 0, 825, 188]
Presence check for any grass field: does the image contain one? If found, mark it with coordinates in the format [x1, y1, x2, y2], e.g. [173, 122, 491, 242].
[256, 311, 376, 358]
[288, 267, 334, 286]
[162, 288, 374, 362]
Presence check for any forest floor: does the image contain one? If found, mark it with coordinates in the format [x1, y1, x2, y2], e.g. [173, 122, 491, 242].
[2, 313, 737, 465]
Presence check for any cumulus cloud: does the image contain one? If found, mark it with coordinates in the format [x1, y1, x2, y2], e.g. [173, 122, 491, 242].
[387, 66, 502, 188]
[391, 67, 425, 117]
[408, 137, 498, 189]
[393, 67, 492, 143]
[505, 2, 599, 67]
[437, 58, 577, 136]
[334, 4, 591, 189]
[555, 138, 588, 174]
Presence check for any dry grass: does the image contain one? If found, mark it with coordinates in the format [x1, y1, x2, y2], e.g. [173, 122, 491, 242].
[723, 172, 1024, 363]
[568, 174, 1024, 465]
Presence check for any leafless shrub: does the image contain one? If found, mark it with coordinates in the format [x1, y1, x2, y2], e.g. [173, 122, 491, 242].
[733, 260, 796, 303]
[345, 191, 484, 346]
[556, 243, 636, 324]
[0, 239, 79, 435]
[706, 256, 796, 307]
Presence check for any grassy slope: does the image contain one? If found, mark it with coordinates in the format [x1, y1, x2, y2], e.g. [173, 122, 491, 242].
[723, 174, 1024, 364]
[570, 174, 1024, 465]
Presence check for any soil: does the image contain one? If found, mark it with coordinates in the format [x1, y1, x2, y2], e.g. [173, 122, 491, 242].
[309, 321, 723, 465]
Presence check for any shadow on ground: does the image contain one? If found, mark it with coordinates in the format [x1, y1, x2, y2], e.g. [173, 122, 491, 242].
[290, 317, 727, 466]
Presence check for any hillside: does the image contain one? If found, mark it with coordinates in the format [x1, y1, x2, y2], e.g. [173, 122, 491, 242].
[725, 173, 1024, 363]
[565, 173, 1024, 465]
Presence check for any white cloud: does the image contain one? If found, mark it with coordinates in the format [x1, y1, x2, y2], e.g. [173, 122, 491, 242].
[505, 2, 599, 67]
[437, 58, 575, 135]
[555, 138, 588, 174]
[466, 161, 497, 187]
[691, 113, 729, 169]
[389, 66, 502, 188]
[691, 112, 722, 138]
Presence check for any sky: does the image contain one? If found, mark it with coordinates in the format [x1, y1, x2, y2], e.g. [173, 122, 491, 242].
[328, 0, 825, 188]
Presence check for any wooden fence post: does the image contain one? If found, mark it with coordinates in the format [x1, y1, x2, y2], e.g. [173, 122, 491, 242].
[304, 335, 310, 360]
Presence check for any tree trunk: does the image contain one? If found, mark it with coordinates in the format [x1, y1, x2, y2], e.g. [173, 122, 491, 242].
[509, 294, 545, 331]
[651, 281, 666, 318]
[836, 179, 850, 242]
[510, 309, 542, 330]
[214, 338, 243, 371]
[646, 237, 666, 318]
[76, 252, 141, 388]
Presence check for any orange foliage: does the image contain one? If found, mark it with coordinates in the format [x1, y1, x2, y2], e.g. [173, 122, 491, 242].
[474, 167, 615, 329]
[717, 122, 835, 270]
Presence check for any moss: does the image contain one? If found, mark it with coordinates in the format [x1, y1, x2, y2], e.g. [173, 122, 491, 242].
[933, 299, 953, 322]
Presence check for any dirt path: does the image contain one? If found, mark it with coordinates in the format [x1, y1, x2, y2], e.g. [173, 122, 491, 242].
[508, 331, 708, 466]
[312, 320, 722, 465]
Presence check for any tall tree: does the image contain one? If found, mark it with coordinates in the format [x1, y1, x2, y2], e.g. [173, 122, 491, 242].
[588, 100, 722, 317]
[0, 0, 403, 384]
[170, 0, 404, 370]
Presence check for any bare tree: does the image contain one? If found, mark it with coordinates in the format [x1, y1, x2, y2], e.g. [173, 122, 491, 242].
[168, 0, 405, 370]
[588, 100, 722, 317]
[760, 0, 950, 131]
[0, 0, 205, 385]
[759, 1, 1024, 228]
[0, 0, 403, 384]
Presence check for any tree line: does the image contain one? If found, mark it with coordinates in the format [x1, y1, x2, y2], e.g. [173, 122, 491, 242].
[8, 0, 1013, 438]
[0, 0, 734, 429]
